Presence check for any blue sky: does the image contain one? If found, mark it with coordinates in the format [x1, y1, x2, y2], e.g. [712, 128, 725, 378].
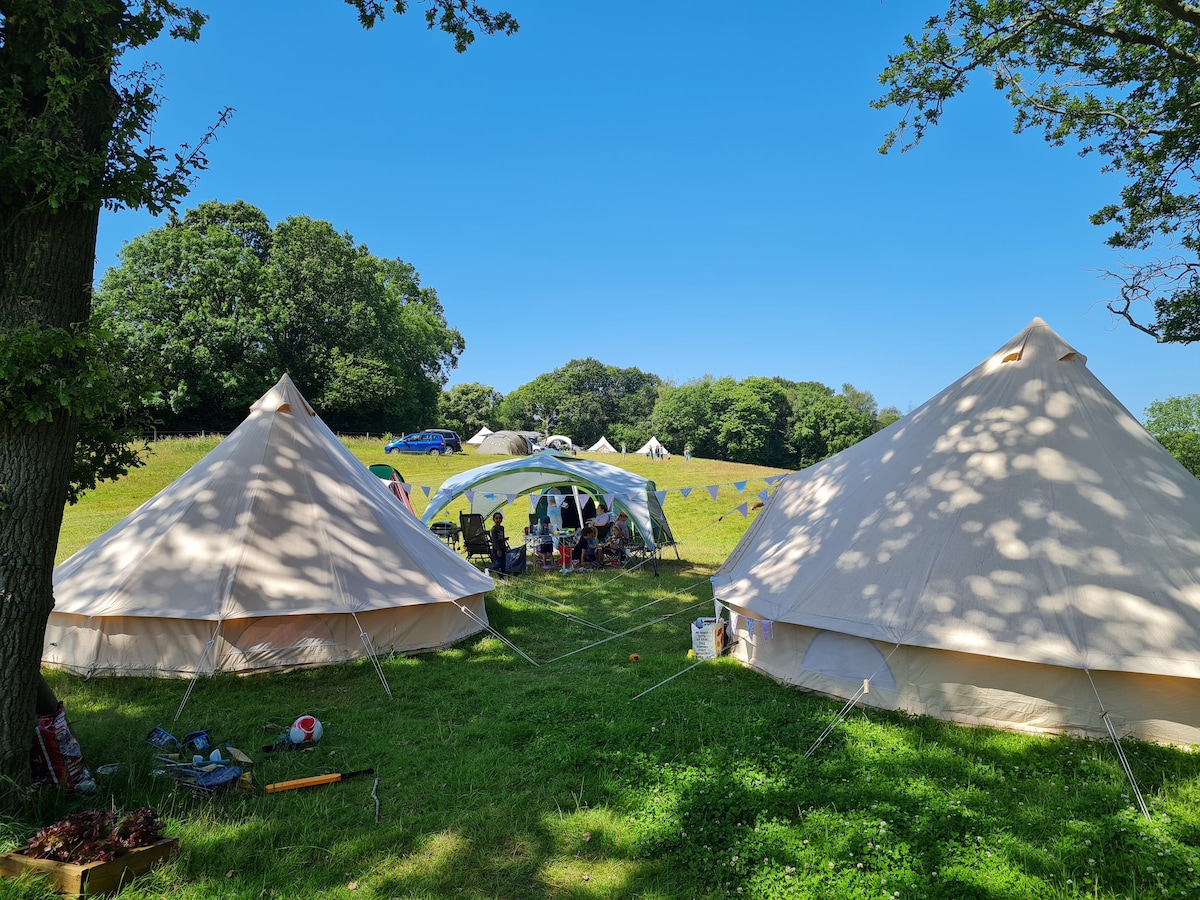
[95, 1, 1197, 421]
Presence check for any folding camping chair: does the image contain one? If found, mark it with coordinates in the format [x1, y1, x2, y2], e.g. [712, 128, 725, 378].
[459, 512, 493, 566]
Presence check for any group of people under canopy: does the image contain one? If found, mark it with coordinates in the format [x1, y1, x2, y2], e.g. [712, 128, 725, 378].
[486, 497, 634, 574]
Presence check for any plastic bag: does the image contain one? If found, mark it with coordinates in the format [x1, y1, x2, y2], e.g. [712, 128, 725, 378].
[31, 702, 96, 792]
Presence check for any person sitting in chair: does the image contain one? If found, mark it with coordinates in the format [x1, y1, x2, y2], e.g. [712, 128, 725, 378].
[571, 525, 601, 569]
[488, 511, 508, 575]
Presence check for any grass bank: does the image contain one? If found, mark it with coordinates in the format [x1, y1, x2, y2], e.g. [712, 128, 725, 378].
[5, 438, 1197, 899]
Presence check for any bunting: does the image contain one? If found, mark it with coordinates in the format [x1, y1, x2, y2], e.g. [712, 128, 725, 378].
[736, 502, 749, 518]
[761, 620, 773, 643]
[405, 475, 783, 510]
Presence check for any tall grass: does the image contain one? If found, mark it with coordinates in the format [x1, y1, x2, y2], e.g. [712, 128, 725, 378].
[7, 437, 1197, 900]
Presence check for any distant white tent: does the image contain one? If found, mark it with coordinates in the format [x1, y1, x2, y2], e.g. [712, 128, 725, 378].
[46, 375, 493, 680]
[712, 318, 1200, 745]
[544, 434, 576, 452]
[588, 436, 617, 453]
[636, 436, 669, 456]
[466, 426, 493, 446]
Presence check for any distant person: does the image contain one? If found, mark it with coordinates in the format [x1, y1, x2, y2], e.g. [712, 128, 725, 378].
[488, 511, 508, 575]
[536, 516, 555, 567]
[610, 511, 631, 544]
[684, 443, 693, 462]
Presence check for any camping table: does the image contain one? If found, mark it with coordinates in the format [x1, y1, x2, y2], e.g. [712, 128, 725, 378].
[429, 521, 460, 550]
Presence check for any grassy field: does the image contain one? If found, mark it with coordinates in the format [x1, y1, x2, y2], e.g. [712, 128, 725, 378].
[6, 438, 1200, 899]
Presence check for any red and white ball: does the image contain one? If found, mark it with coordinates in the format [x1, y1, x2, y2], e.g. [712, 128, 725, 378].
[289, 715, 323, 744]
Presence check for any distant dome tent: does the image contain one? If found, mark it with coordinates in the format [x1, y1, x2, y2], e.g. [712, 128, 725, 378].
[46, 375, 493, 686]
[545, 435, 576, 452]
[476, 430, 532, 455]
[422, 452, 674, 551]
[712, 318, 1200, 746]
[587, 437, 618, 453]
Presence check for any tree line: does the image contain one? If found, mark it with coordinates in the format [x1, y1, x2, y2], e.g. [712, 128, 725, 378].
[440, 363, 903, 470]
[93, 201, 904, 470]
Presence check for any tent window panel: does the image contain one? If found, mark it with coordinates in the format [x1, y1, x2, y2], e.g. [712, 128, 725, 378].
[801, 631, 897, 691]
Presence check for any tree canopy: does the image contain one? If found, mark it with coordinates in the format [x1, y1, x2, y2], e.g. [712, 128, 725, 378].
[1145, 393, 1200, 478]
[875, 0, 1200, 343]
[0, 0, 515, 791]
[496, 358, 661, 447]
[96, 201, 463, 432]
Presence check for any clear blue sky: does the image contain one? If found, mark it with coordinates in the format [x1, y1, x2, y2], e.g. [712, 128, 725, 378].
[95, 1, 1197, 421]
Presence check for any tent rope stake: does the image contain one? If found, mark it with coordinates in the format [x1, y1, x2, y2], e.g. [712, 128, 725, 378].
[631, 658, 707, 700]
[545, 597, 714, 664]
[175, 629, 220, 721]
[454, 601, 540, 667]
[1086, 669, 1151, 821]
[353, 612, 393, 699]
[801, 644, 902, 759]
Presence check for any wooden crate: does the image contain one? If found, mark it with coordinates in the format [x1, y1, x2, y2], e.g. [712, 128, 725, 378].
[0, 837, 178, 897]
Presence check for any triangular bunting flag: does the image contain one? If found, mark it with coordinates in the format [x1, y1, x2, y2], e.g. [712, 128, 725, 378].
[706, 485, 719, 501]
[400, 482, 412, 494]
[464, 490, 475, 503]
[746, 618, 757, 638]
[603, 493, 615, 508]
[733, 480, 747, 493]
[757, 488, 769, 503]
[679, 487, 692, 499]
[731, 611, 741, 633]
[761, 620, 774, 643]
[736, 502, 749, 518]
[421, 485, 432, 498]
[655, 490, 667, 505]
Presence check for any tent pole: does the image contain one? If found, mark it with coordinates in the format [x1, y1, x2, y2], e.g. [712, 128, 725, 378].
[1085, 669, 1151, 821]
[351, 612, 393, 699]
[175, 623, 222, 721]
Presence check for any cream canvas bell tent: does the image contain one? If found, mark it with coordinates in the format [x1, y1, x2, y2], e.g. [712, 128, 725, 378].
[636, 436, 669, 456]
[712, 318, 1200, 745]
[588, 436, 618, 453]
[45, 375, 493, 678]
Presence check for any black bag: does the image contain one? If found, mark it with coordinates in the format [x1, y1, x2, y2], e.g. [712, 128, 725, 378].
[504, 545, 527, 575]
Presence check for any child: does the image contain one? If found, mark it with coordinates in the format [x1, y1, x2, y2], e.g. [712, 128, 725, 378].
[488, 512, 508, 575]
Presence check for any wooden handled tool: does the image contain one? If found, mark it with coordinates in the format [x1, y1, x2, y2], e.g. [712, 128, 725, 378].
[264, 768, 374, 793]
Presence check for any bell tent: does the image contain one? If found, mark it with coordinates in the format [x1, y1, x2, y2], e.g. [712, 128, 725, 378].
[466, 426, 493, 446]
[636, 436, 669, 457]
[422, 452, 674, 550]
[46, 375, 493, 679]
[588, 436, 618, 453]
[712, 318, 1200, 745]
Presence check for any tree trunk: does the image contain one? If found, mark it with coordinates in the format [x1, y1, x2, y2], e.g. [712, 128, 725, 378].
[0, 203, 99, 789]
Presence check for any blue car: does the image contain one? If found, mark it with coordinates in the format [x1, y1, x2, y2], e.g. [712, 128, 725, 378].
[384, 432, 449, 455]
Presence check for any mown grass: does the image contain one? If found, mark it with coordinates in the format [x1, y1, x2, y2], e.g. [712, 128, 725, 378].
[6, 437, 1199, 899]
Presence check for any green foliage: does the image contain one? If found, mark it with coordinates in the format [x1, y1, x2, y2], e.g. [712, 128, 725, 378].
[875, 0, 1200, 343]
[1144, 394, 1200, 478]
[0, 319, 150, 504]
[95, 201, 463, 432]
[438, 382, 502, 436]
[653, 376, 886, 469]
[497, 358, 660, 445]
